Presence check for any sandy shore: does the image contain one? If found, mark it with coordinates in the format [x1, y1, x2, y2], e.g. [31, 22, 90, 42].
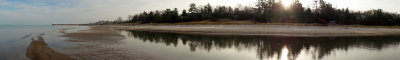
[110, 24, 400, 37]
[60, 26, 152, 60]
[27, 33, 75, 60]
[61, 26, 125, 42]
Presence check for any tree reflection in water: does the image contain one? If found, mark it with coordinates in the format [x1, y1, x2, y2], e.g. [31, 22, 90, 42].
[125, 30, 400, 60]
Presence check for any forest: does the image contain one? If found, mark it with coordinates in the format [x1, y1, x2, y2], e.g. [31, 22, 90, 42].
[113, 0, 400, 26]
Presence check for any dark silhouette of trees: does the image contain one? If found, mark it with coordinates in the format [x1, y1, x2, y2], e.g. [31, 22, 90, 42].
[181, 9, 189, 22]
[361, 9, 397, 26]
[304, 8, 313, 23]
[202, 3, 213, 20]
[290, 0, 305, 23]
[120, 1, 400, 26]
[188, 3, 200, 20]
[153, 10, 162, 22]
[317, 0, 335, 24]
[256, 0, 276, 22]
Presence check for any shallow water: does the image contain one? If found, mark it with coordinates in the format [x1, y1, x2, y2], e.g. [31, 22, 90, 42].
[1, 25, 400, 60]
[0, 25, 87, 60]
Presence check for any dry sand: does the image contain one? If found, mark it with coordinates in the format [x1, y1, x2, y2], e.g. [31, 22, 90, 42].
[110, 24, 400, 37]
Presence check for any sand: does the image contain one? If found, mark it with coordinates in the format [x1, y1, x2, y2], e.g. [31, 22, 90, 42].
[60, 26, 152, 60]
[110, 24, 400, 37]
[26, 33, 75, 60]
[61, 26, 125, 42]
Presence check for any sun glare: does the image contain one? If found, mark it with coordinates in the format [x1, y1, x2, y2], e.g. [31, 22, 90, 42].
[280, 47, 289, 60]
[281, 0, 293, 7]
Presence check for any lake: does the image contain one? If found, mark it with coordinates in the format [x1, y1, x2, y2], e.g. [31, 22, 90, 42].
[1, 25, 400, 60]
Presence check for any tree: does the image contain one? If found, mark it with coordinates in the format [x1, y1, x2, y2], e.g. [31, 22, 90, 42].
[341, 8, 358, 24]
[172, 8, 179, 22]
[313, 0, 319, 10]
[127, 15, 134, 23]
[162, 9, 172, 22]
[314, 0, 334, 24]
[256, 0, 275, 22]
[181, 9, 188, 21]
[181, 10, 188, 17]
[267, 0, 286, 21]
[233, 8, 240, 20]
[204, 3, 213, 20]
[188, 3, 199, 20]
[363, 9, 395, 25]
[291, 0, 305, 22]
[189, 3, 198, 14]
[132, 14, 140, 23]
[205, 3, 213, 14]
[148, 11, 155, 22]
[116, 17, 123, 23]
[304, 8, 313, 23]
[140, 11, 149, 23]
[154, 10, 162, 22]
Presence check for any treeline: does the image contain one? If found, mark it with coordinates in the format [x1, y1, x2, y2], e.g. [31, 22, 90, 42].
[119, 0, 400, 26]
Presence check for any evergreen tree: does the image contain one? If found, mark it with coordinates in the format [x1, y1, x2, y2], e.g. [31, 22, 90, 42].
[181, 9, 189, 22]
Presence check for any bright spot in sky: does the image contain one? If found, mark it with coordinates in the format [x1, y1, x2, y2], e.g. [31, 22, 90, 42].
[282, 0, 294, 7]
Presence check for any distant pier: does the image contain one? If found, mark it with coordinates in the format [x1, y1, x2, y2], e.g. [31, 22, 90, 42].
[52, 24, 91, 26]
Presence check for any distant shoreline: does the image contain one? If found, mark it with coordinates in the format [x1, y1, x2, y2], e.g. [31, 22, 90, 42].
[108, 24, 400, 37]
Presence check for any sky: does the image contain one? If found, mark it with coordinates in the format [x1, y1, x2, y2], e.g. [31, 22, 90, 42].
[0, 0, 399, 25]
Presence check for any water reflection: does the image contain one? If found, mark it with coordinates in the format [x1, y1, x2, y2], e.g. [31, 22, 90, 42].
[125, 30, 400, 60]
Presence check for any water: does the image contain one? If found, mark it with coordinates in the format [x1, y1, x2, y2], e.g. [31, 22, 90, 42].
[1, 25, 400, 60]
[120, 31, 400, 60]
[0, 25, 87, 60]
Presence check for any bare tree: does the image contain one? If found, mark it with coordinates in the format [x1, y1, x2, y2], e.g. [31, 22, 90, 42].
[117, 17, 123, 23]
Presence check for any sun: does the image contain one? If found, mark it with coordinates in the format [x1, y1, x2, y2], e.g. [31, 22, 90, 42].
[281, 0, 293, 7]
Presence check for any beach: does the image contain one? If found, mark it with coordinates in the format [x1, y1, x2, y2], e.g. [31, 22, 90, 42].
[110, 24, 400, 37]
[1, 0, 400, 60]
[59, 26, 152, 60]
[2, 25, 400, 60]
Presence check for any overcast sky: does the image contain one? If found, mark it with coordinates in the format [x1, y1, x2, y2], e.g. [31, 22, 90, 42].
[0, 0, 399, 25]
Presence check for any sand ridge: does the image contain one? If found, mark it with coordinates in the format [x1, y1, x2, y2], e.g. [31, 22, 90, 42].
[26, 33, 76, 60]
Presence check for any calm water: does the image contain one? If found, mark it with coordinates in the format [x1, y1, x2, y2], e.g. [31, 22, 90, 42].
[0, 25, 87, 60]
[1, 25, 400, 60]
[120, 31, 400, 60]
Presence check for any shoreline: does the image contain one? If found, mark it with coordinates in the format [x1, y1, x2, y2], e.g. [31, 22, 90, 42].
[109, 24, 400, 37]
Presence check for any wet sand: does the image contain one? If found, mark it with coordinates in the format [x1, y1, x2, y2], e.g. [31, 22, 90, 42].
[60, 26, 152, 60]
[26, 33, 75, 60]
[110, 25, 400, 37]
[59, 28, 74, 34]
[61, 26, 125, 42]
